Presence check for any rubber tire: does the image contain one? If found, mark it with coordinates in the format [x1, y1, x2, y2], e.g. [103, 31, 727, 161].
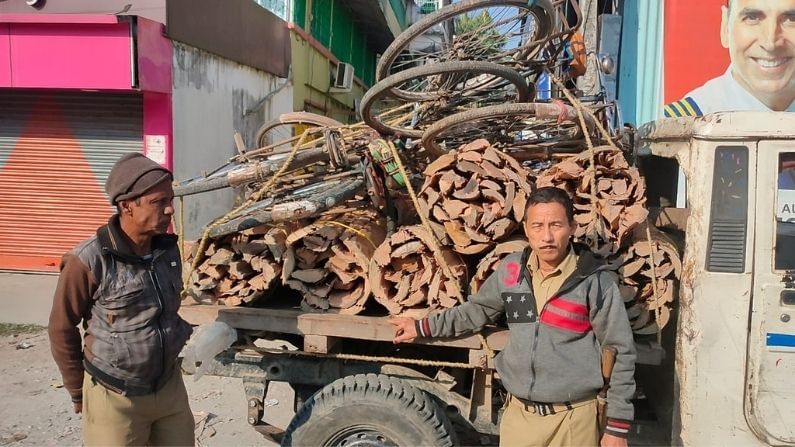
[282, 373, 458, 447]
[421, 102, 587, 156]
[376, 0, 555, 81]
[255, 112, 344, 149]
[361, 60, 531, 139]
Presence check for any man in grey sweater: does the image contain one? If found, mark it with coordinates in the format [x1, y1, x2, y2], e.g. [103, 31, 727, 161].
[390, 187, 635, 447]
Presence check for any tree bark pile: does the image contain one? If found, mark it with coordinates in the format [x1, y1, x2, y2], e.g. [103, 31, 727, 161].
[185, 221, 305, 306]
[470, 238, 529, 294]
[418, 139, 534, 255]
[369, 225, 467, 317]
[612, 225, 682, 334]
[283, 205, 387, 314]
[536, 146, 648, 255]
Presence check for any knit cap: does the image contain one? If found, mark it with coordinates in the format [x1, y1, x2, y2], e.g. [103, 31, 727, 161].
[105, 152, 172, 205]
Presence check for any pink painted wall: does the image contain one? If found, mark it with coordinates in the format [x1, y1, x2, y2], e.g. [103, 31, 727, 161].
[137, 17, 172, 93]
[143, 91, 173, 170]
[0, 20, 133, 89]
[0, 24, 10, 85]
[0, 14, 174, 170]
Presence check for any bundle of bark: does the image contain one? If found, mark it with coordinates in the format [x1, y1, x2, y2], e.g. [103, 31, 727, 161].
[185, 221, 304, 306]
[612, 225, 682, 334]
[370, 225, 467, 317]
[283, 205, 387, 314]
[470, 238, 529, 294]
[418, 139, 534, 255]
[536, 146, 648, 255]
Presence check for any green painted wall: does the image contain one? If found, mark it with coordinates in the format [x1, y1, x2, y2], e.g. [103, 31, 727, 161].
[306, 0, 378, 86]
[289, 0, 386, 122]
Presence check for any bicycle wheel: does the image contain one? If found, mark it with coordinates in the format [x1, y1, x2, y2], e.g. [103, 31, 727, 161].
[254, 112, 344, 152]
[376, 0, 556, 82]
[361, 61, 531, 139]
[207, 176, 365, 238]
[420, 102, 594, 157]
[173, 147, 331, 197]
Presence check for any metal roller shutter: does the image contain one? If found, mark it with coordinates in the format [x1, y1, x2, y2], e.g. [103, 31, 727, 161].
[0, 90, 143, 271]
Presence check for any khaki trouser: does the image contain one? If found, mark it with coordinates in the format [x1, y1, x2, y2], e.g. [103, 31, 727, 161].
[499, 394, 599, 447]
[82, 366, 194, 446]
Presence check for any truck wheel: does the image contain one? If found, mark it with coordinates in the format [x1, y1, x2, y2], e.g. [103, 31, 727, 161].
[282, 373, 458, 447]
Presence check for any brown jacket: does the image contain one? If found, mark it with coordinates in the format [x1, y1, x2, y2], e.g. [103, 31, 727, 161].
[48, 216, 191, 402]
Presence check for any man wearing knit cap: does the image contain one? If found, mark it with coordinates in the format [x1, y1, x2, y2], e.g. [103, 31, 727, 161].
[48, 152, 194, 446]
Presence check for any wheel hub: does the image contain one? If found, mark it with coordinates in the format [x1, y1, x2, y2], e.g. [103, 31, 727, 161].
[326, 426, 398, 447]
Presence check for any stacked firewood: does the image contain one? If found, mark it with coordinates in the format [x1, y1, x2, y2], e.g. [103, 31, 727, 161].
[418, 139, 534, 255]
[283, 206, 386, 314]
[612, 225, 681, 334]
[369, 225, 467, 318]
[536, 146, 648, 256]
[185, 221, 304, 305]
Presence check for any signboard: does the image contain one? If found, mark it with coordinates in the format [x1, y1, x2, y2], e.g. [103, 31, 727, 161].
[664, 0, 795, 115]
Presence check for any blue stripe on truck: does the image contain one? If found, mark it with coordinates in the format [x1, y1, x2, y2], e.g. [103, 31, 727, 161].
[767, 333, 795, 348]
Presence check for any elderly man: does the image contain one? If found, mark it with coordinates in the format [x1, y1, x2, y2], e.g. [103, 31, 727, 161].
[390, 187, 636, 447]
[665, 0, 795, 117]
[48, 153, 194, 446]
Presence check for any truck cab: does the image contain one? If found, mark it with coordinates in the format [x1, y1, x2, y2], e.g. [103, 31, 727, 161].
[639, 112, 795, 446]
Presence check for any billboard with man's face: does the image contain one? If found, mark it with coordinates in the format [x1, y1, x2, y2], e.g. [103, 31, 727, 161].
[664, 0, 795, 117]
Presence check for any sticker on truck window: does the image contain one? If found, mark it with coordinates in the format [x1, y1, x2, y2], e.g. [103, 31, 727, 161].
[777, 189, 795, 223]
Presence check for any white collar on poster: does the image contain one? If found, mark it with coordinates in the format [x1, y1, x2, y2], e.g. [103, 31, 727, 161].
[687, 65, 795, 114]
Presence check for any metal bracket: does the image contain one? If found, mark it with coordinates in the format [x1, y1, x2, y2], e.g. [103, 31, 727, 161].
[243, 376, 284, 443]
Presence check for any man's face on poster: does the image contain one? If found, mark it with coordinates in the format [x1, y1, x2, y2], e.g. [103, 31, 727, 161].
[722, 0, 795, 109]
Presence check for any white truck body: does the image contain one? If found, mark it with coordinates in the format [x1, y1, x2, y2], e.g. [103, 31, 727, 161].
[639, 112, 795, 446]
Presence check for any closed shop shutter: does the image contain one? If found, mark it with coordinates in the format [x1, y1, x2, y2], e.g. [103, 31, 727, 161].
[0, 90, 143, 271]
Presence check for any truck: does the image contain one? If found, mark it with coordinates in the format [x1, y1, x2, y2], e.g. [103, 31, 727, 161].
[178, 112, 795, 446]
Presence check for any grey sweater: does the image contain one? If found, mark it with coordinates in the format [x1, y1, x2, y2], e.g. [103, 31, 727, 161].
[416, 247, 636, 437]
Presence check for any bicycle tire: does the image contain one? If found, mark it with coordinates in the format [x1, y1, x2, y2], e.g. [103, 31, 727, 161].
[361, 61, 531, 139]
[255, 112, 343, 149]
[173, 147, 330, 197]
[420, 102, 594, 156]
[207, 177, 365, 238]
[376, 0, 556, 81]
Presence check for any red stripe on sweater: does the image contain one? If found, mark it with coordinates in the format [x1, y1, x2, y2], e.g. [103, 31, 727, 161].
[540, 309, 592, 333]
[422, 318, 431, 337]
[547, 297, 588, 315]
[608, 421, 631, 429]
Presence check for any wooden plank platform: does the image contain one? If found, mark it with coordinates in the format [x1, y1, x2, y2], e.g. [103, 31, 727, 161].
[179, 304, 507, 351]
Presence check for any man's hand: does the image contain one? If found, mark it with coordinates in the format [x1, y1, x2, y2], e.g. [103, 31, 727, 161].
[601, 433, 627, 447]
[73, 402, 82, 414]
[389, 317, 418, 344]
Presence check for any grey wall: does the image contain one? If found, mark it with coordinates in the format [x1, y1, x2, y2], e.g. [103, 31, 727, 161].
[172, 42, 293, 240]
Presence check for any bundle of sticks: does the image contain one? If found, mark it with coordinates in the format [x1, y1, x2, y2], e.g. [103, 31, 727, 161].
[283, 205, 387, 314]
[185, 221, 304, 306]
[536, 146, 648, 255]
[418, 139, 534, 255]
[369, 225, 467, 317]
